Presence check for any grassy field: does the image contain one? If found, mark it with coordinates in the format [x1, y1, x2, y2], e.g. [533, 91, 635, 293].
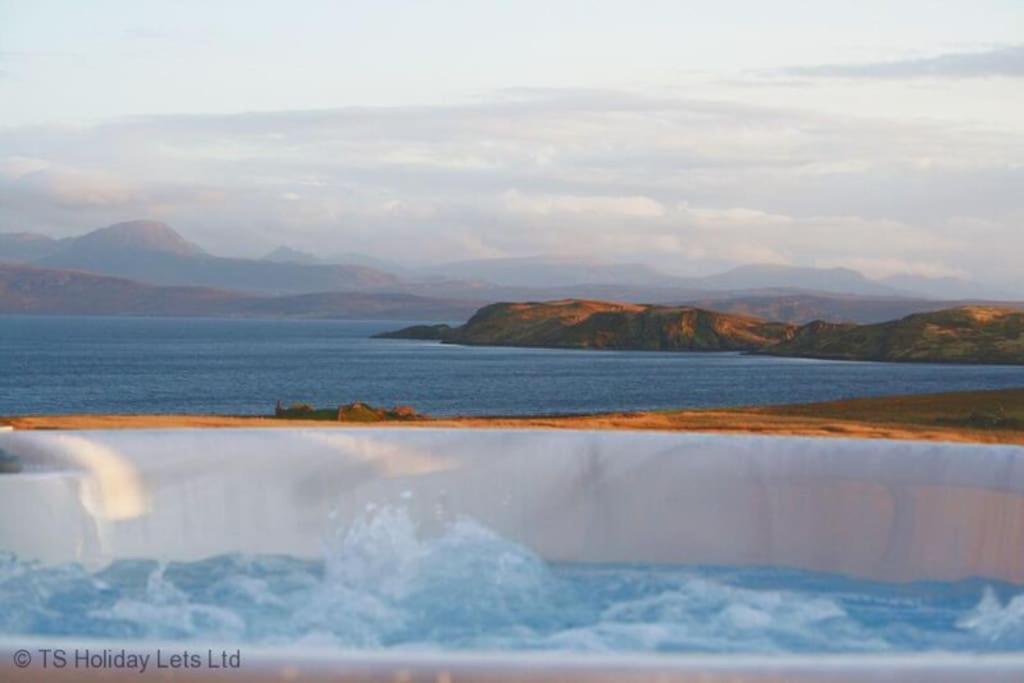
[4, 388, 1024, 445]
[744, 388, 1024, 428]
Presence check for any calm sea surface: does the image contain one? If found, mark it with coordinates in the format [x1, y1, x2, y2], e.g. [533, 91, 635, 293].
[2, 315, 1023, 416]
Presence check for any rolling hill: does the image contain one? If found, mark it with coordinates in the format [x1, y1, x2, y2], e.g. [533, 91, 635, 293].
[762, 306, 1024, 364]
[680, 294, 968, 325]
[377, 299, 797, 351]
[378, 300, 1024, 364]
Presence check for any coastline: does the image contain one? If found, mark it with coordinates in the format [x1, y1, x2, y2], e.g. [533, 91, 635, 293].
[4, 388, 1023, 445]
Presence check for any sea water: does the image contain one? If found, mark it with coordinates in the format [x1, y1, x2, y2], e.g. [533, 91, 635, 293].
[2, 508, 1022, 654]
[3, 316, 1024, 416]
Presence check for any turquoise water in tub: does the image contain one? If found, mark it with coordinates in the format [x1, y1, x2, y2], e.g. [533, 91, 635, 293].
[2, 508, 1023, 654]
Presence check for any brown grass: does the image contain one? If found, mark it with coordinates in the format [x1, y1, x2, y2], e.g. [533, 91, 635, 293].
[4, 388, 1024, 445]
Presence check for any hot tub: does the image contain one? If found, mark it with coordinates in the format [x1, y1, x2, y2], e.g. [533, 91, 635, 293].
[2, 427, 1024, 681]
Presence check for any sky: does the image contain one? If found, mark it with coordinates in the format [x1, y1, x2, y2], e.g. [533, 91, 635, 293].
[0, 0, 1022, 287]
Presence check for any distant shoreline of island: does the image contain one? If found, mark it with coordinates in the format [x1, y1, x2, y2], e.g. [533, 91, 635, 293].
[377, 300, 1024, 366]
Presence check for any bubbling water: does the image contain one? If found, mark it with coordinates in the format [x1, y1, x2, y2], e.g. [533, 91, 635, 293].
[1, 507, 1023, 653]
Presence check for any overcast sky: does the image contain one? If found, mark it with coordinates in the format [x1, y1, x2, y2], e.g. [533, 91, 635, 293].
[1, 1, 1022, 287]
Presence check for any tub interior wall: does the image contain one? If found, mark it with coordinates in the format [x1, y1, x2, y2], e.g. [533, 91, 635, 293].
[2, 428, 1024, 583]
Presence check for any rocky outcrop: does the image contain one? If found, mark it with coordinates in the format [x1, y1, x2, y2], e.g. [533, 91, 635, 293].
[336, 402, 421, 422]
[273, 401, 423, 422]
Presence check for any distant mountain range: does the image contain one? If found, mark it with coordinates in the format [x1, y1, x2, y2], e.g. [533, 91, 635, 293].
[416, 257, 911, 297]
[1, 219, 1020, 320]
[877, 274, 1011, 300]
[414, 257, 1014, 300]
[696, 264, 896, 297]
[417, 256, 686, 289]
[9, 221, 398, 294]
[379, 300, 1024, 365]
[0, 263, 480, 320]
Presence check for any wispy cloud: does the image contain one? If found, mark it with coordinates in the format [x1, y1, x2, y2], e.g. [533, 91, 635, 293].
[0, 89, 1020, 287]
[785, 45, 1024, 79]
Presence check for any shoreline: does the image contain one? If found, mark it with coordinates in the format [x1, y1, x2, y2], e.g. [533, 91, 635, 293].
[4, 388, 1023, 445]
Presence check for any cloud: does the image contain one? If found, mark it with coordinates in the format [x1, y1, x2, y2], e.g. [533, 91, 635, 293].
[502, 190, 666, 217]
[122, 27, 173, 41]
[814, 257, 968, 280]
[785, 45, 1024, 79]
[0, 89, 1020, 288]
[0, 159, 136, 209]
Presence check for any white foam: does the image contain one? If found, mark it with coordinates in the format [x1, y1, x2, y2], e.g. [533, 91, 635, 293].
[960, 588, 1024, 644]
[2, 508, 1023, 653]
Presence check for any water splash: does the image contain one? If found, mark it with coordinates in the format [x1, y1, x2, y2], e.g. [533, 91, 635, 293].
[95, 562, 247, 641]
[1, 512, 1023, 653]
[958, 588, 1024, 646]
[298, 505, 566, 648]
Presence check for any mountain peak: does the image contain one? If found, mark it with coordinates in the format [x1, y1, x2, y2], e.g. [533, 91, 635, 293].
[75, 220, 205, 256]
